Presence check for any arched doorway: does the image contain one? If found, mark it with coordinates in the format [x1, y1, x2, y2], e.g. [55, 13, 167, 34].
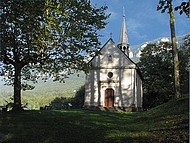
[104, 88, 114, 107]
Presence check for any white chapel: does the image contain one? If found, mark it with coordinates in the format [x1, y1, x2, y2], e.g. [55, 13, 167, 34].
[84, 13, 143, 111]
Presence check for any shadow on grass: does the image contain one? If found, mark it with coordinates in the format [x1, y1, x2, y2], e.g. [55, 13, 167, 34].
[0, 110, 154, 143]
[0, 98, 188, 143]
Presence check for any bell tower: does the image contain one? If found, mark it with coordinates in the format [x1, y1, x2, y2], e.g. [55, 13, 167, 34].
[118, 8, 130, 56]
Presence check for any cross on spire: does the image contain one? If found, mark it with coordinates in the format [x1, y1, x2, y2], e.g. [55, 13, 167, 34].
[123, 7, 125, 18]
[110, 32, 112, 39]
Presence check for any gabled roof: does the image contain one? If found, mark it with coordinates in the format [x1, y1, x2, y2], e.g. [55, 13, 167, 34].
[88, 38, 143, 80]
[87, 38, 116, 64]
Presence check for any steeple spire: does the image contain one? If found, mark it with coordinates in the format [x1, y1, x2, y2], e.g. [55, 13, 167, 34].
[118, 7, 129, 56]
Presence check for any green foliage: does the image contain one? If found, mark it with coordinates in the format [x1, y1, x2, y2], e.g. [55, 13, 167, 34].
[138, 38, 189, 109]
[157, 0, 190, 17]
[138, 42, 174, 108]
[157, 0, 170, 13]
[174, 1, 190, 17]
[48, 84, 85, 109]
[4, 96, 14, 111]
[71, 85, 85, 108]
[49, 97, 69, 110]
[0, 97, 188, 142]
[0, 0, 109, 84]
[178, 33, 190, 95]
[0, 0, 109, 111]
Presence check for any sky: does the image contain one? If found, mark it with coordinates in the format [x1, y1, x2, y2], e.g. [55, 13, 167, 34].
[91, 0, 190, 46]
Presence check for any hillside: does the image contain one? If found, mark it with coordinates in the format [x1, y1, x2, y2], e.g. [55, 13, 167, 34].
[0, 74, 85, 96]
[0, 73, 85, 109]
[0, 97, 188, 143]
[22, 72, 85, 97]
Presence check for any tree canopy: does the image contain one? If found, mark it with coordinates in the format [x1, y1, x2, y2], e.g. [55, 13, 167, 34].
[0, 0, 110, 111]
[138, 35, 190, 109]
[138, 42, 174, 108]
[157, 0, 190, 17]
[174, 1, 190, 17]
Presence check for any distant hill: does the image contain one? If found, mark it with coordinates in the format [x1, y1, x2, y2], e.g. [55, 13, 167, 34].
[0, 72, 85, 109]
[0, 72, 85, 97]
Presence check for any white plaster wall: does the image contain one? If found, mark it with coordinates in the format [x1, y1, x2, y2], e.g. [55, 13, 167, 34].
[84, 67, 143, 108]
[84, 73, 92, 106]
[84, 39, 143, 108]
[84, 70, 99, 106]
[136, 73, 143, 108]
[119, 69, 133, 107]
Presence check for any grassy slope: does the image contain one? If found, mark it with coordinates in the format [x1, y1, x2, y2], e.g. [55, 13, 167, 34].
[0, 97, 188, 143]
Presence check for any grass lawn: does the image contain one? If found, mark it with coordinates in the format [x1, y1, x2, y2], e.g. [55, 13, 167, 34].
[0, 97, 188, 143]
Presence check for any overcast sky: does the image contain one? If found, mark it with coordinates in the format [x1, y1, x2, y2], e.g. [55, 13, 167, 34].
[92, 0, 190, 46]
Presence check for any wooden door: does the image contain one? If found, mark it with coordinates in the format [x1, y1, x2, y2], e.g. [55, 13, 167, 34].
[104, 88, 114, 107]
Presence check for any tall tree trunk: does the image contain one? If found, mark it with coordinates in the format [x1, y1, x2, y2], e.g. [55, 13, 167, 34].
[168, 2, 181, 99]
[12, 64, 23, 111]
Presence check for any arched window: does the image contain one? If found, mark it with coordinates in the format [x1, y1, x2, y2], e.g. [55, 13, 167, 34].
[108, 55, 112, 62]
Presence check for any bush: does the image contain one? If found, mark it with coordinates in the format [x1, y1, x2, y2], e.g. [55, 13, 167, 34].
[71, 85, 85, 108]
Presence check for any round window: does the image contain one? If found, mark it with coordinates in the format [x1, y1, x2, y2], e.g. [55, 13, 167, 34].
[107, 72, 113, 78]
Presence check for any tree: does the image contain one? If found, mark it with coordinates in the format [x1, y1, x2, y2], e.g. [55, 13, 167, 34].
[49, 97, 70, 110]
[71, 85, 85, 108]
[178, 33, 190, 95]
[138, 39, 189, 109]
[157, 0, 181, 99]
[0, 0, 109, 111]
[138, 42, 174, 109]
[174, 1, 190, 17]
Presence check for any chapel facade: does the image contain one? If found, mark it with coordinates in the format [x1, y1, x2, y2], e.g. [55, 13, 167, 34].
[84, 14, 143, 112]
